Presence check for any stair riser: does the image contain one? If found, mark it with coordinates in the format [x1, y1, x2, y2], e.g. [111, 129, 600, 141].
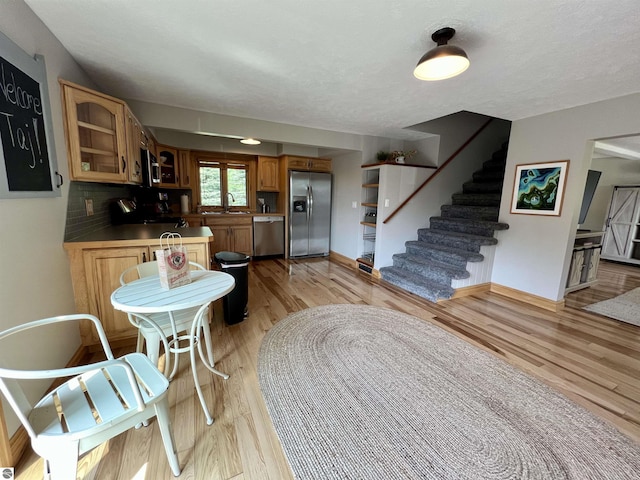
[380, 269, 453, 302]
[462, 182, 503, 194]
[429, 219, 498, 237]
[440, 205, 499, 221]
[392, 255, 467, 282]
[451, 194, 502, 207]
[385, 277, 440, 302]
[482, 159, 507, 171]
[492, 149, 507, 161]
[472, 170, 504, 183]
[405, 245, 468, 269]
[417, 230, 485, 252]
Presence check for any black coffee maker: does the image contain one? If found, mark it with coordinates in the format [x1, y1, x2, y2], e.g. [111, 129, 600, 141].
[157, 192, 170, 214]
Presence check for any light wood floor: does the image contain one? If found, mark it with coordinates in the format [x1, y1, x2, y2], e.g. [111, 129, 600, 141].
[15, 258, 640, 479]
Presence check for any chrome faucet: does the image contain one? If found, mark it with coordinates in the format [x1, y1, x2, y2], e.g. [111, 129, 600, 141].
[224, 192, 235, 212]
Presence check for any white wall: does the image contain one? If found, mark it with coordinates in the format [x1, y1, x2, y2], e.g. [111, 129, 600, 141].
[493, 93, 640, 301]
[374, 164, 433, 267]
[330, 150, 362, 259]
[127, 99, 366, 152]
[0, 1, 94, 437]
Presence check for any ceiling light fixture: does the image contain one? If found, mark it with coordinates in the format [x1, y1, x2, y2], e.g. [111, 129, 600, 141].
[414, 27, 470, 81]
[240, 138, 261, 145]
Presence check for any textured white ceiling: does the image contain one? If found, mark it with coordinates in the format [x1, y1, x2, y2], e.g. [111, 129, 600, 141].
[24, 0, 640, 140]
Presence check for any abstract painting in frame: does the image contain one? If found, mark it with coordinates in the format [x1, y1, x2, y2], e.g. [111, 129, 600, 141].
[510, 160, 569, 216]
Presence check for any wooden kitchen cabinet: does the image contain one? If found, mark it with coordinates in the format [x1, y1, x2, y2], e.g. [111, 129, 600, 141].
[65, 233, 211, 347]
[204, 215, 253, 256]
[258, 156, 280, 191]
[284, 155, 332, 173]
[157, 145, 180, 188]
[125, 106, 143, 184]
[61, 80, 129, 183]
[80, 246, 148, 346]
[179, 149, 193, 188]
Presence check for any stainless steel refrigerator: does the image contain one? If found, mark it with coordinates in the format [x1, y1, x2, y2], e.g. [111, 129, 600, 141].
[289, 171, 332, 257]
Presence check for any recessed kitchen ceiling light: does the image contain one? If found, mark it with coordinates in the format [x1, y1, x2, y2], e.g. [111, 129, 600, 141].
[240, 138, 261, 145]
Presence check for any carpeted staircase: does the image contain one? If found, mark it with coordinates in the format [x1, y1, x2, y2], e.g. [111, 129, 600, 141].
[380, 142, 510, 302]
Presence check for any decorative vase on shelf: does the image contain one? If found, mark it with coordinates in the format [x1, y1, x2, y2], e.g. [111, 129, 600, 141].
[395, 156, 405, 164]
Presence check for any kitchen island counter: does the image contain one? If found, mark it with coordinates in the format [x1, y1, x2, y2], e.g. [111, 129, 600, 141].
[64, 225, 215, 347]
[64, 225, 213, 247]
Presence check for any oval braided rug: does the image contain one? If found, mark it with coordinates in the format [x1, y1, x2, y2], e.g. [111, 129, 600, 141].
[257, 305, 640, 480]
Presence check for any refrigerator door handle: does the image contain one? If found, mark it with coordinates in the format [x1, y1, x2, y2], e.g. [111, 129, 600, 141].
[308, 184, 313, 219]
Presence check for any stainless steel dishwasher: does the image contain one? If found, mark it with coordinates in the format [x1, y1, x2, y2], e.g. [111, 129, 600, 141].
[253, 216, 285, 257]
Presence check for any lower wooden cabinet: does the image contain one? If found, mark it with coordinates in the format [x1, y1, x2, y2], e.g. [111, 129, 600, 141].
[204, 216, 253, 256]
[65, 235, 211, 347]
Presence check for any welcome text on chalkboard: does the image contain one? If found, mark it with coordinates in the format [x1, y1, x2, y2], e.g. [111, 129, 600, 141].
[0, 54, 51, 191]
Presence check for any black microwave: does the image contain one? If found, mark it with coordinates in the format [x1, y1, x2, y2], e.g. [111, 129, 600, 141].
[141, 148, 160, 187]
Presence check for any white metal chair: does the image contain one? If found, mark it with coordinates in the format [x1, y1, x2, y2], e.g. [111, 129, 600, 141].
[119, 261, 216, 378]
[0, 314, 181, 479]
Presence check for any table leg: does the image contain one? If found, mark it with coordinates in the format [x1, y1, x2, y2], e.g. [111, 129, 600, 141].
[167, 311, 181, 380]
[189, 302, 229, 425]
[126, 313, 171, 377]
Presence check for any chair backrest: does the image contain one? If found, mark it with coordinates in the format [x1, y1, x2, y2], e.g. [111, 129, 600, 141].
[120, 260, 206, 285]
[0, 315, 181, 477]
[0, 314, 114, 439]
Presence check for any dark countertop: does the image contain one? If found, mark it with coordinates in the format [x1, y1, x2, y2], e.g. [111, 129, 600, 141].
[64, 225, 213, 244]
[185, 212, 284, 217]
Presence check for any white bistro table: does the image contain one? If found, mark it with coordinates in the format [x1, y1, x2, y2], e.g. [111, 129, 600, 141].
[111, 270, 235, 425]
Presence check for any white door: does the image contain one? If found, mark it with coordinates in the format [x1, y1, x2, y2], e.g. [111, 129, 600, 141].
[602, 187, 640, 260]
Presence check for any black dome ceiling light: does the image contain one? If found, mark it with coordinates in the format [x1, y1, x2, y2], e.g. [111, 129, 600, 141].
[413, 27, 470, 81]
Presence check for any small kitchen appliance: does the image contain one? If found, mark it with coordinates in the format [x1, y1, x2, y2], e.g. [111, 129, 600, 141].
[141, 148, 160, 187]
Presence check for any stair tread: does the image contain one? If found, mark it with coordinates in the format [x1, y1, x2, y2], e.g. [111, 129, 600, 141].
[405, 241, 484, 262]
[418, 228, 499, 244]
[430, 216, 510, 230]
[393, 253, 470, 279]
[441, 205, 500, 220]
[463, 181, 503, 189]
[380, 266, 454, 302]
[452, 193, 502, 202]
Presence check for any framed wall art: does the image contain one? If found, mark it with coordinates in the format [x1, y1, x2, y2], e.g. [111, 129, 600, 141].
[0, 29, 61, 198]
[510, 160, 569, 216]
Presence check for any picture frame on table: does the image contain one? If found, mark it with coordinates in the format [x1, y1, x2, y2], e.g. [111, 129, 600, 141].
[510, 160, 569, 216]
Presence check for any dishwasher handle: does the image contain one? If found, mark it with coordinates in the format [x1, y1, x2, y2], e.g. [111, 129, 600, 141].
[253, 216, 284, 223]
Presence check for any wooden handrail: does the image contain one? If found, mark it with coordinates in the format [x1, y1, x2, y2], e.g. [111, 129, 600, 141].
[383, 118, 494, 224]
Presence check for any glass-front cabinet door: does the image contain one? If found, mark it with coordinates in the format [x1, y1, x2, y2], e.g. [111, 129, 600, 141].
[62, 83, 127, 183]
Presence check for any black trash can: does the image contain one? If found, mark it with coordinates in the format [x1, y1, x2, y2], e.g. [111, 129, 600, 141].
[214, 251, 249, 325]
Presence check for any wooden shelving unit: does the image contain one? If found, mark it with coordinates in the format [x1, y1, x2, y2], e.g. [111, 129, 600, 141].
[565, 231, 604, 293]
[357, 167, 380, 274]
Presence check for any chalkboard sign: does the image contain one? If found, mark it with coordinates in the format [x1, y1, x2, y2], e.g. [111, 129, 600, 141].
[0, 29, 60, 198]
